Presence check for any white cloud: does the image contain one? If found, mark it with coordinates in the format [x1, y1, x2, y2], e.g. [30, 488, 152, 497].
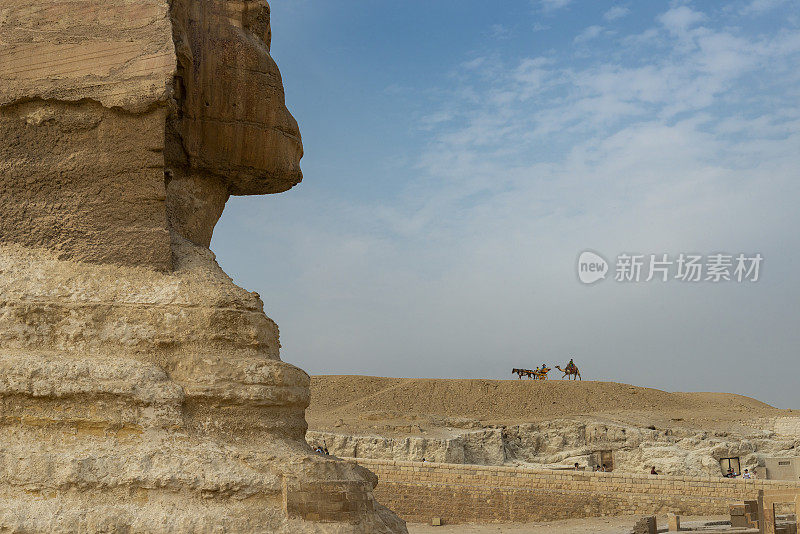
[604, 6, 631, 21]
[658, 6, 706, 34]
[419, 110, 456, 131]
[461, 57, 486, 70]
[574, 25, 604, 44]
[539, 0, 572, 12]
[400, 18, 800, 255]
[622, 27, 660, 46]
[489, 23, 512, 40]
[741, 0, 789, 14]
[513, 57, 553, 91]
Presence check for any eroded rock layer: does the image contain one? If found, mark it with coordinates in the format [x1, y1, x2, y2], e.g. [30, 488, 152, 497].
[0, 1, 404, 532]
[0, 0, 175, 269]
[309, 419, 797, 477]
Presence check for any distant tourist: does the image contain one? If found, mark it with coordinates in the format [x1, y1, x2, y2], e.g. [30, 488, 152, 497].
[650, 466, 658, 475]
[742, 469, 752, 479]
[602, 463, 609, 472]
[725, 467, 736, 478]
[574, 462, 580, 471]
[421, 457, 426, 462]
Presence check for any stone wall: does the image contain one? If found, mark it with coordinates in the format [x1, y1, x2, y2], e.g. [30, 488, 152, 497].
[346, 458, 800, 524]
[775, 417, 800, 437]
[737, 416, 800, 438]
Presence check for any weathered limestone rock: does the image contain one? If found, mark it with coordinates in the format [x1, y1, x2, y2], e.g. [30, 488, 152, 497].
[632, 516, 657, 534]
[0, 0, 176, 269]
[168, 0, 303, 196]
[0, 1, 405, 532]
[310, 419, 797, 478]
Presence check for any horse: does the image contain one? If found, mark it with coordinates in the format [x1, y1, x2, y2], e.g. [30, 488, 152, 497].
[512, 368, 534, 379]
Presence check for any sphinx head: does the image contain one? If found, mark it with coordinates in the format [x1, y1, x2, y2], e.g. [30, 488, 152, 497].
[0, 0, 301, 268]
[165, 0, 303, 247]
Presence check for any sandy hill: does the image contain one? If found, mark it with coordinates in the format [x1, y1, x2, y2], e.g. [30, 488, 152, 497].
[307, 376, 785, 436]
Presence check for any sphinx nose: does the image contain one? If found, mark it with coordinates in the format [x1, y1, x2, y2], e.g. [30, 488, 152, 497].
[277, 106, 303, 157]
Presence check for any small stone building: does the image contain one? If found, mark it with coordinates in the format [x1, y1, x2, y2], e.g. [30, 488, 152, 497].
[764, 458, 800, 481]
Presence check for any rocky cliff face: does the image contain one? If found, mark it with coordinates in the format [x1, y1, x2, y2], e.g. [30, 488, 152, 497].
[309, 419, 799, 478]
[0, 2, 404, 532]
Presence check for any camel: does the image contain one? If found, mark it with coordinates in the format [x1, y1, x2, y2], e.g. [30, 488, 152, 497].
[555, 363, 581, 380]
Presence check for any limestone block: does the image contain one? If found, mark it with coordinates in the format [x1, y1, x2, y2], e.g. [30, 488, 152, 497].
[0, 0, 175, 110]
[0, 100, 173, 269]
[632, 516, 657, 534]
[0, 0, 175, 269]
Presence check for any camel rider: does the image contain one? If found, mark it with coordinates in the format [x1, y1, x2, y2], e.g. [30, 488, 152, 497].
[567, 358, 576, 373]
[541, 363, 547, 372]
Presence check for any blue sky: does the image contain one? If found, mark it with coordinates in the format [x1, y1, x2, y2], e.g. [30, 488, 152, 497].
[214, 0, 800, 407]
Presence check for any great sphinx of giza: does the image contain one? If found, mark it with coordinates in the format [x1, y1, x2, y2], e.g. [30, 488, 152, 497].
[0, 1, 406, 531]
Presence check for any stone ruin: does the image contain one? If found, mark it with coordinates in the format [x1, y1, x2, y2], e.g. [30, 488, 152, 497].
[0, 1, 405, 531]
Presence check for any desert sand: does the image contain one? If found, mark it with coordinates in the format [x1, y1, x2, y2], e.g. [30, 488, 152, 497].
[306, 375, 796, 478]
[408, 516, 730, 534]
[308, 375, 786, 436]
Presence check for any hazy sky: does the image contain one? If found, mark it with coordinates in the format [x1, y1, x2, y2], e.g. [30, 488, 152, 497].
[213, 0, 800, 407]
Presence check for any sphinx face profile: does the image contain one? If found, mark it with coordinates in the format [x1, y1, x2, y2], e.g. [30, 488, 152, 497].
[166, 0, 303, 246]
[0, 0, 304, 266]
